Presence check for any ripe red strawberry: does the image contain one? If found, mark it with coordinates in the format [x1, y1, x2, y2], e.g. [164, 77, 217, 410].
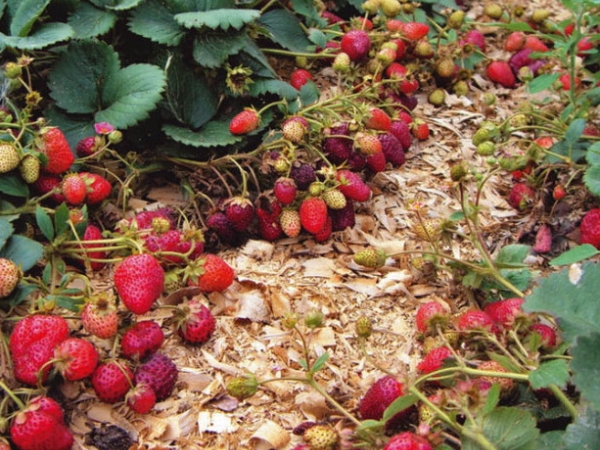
[299, 197, 328, 234]
[340, 30, 371, 61]
[580, 208, 600, 249]
[417, 346, 454, 374]
[0, 257, 20, 298]
[524, 35, 549, 52]
[508, 183, 535, 211]
[9, 314, 70, 386]
[460, 29, 486, 52]
[365, 107, 392, 131]
[529, 323, 557, 348]
[532, 224, 553, 254]
[121, 320, 165, 360]
[552, 185, 566, 201]
[486, 61, 516, 88]
[92, 360, 134, 403]
[505, 31, 526, 52]
[280, 209, 302, 237]
[114, 254, 165, 314]
[61, 173, 86, 205]
[127, 382, 156, 414]
[76, 135, 99, 157]
[415, 301, 448, 333]
[383, 432, 433, 450]
[290, 68, 313, 90]
[313, 215, 333, 243]
[10, 398, 74, 450]
[457, 310, 496, 332]
[224, 196, 255, 232]
[32, 173, 65, 204]
[366, 149, 387, 172]
[81, 224, 107, 270]
[401, 22, 430, 41]
[484, 298, 525, 328]
[134, 352, 178, 401]
[188, 253, 234, 292]
[411, 119, 429, 140]
[54, 337, 99, 381]
[379, 133, 406, 167]
[229, 109, 260, 135]
[80, 172, 111, 204]
[175, 299, 216, 344]
[273, 177, 297, 205]
[38, 127, 74, 174]
[336, 169, 371, 202]
[577, 36, 594, 57]
[358, 376, 411, 425]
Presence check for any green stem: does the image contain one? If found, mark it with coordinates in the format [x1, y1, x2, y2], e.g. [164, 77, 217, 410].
[549, 383, 579, 419]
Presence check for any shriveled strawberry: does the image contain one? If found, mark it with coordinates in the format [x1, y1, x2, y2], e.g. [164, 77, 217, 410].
[114, 254, 165, 315]
[323, 122, 353, 164]
[54, 337, 99, 381]
[229, 109, 260, 135]
[76, 135, 100, 157]
[175, 299, 216, 345]
[299, 197, 328, 234]
[134, 352, 178, 401]
[340, 30, 371, 61]
[256, 199, 283, 241]
[290, 68, 313, 90]
[486, 61, 516, 88]
[290, 162, 317, 190]
[330, 200, 356, 231]
[379, 133, 406, 167]
[224, 196, 255, 232]
[92, 360, 133, 403]
[37, 127, 74, 174]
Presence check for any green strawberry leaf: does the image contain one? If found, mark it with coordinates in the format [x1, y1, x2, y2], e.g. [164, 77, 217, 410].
[52, 294, 84, 312]
[583, 164, 600, 196]
[164, 55, 218, 128]
[537, 431, 566, 450]
[524, 261, 600, 343]
[0, 234, 44, 271]
[96, 63, 166, 128]
[88, 0, 143, 10]
[571, 333, 600, 411]
[0, 172, 28, 197]
[36, 205, 54, 242]
[127, 0, 186, 46]
[527, 73, 559, 94]
[382, 394, 419, 421]
[529, 359, 570, 390]
[248, 79, 299, 100]
[162, 122, 241, 148]
[67, 2, 116, 40]
[495, 244, 530, 265]
[0, 218, 14, 250]
[10, 0, 50, 37]
[54, 202, 71, 237]
[562, 406, 600, 448]
[174, 9, 260, 31]
[311, 352, 329, 372]
[192, 29, 247, 68]
[462, 407, 539, 450]
[550, 244, 600, 266]
[586, 142, 600, 165]
[0, 22, 74, 50]
[4, 284, 39, 308]
[258, 9, 312, 52]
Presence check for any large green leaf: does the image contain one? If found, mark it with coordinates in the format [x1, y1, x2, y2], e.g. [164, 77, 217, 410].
[529, 359, 570, 390]
[67, 2, 116, 39]
[583, 164, 600, 196]
[0, 22, 74, 50]
[0, 235, 44, 271]
[0, 172, 28, 197]
[10, 0, 50, 37]
[585, 142, 600, 165]
[0, 218, 14, 250]
[550, 244, 600, 266]
[88, 0, 143, 10]
[462, 407, 539, 450]
[524, 262, 600, 343]
[163, 122, 241, 148]
[192, 30, 247, 68]
[48, 40, 120, 114]
[258, 9, 312, 52]
[97, 63, 166, 128]
[248, 79, 299, 100]
[164, 55, 217, 128]
[571, 333, 600, 411]
[127, 0, 186, 46]
[562, 406, 600, 448]
[175, 9, 260, 31]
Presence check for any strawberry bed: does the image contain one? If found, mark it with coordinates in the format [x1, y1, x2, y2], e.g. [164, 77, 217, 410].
[1, 0, 600, 449]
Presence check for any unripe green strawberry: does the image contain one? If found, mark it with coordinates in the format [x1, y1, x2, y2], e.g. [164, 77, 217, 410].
[380, 0, 401, 17]
[0, 144, 20, 173]
[308, 181, 325, 197]
[450, 162, 468, 182]
[282, 116, 309, 143]
[226, 374, 259, 400]
[353, 247, 387, 268]
[476, 141, 496, 156]
[19, 154, 40, 183]
[332, 52, 351, 72]
[471, 128, 491, 146]
[322, 188, 347, 210]
[428, 88, 446, 107]
[484, 3, 503, 20]
[447, 10, 465, 29]
[303, 424, 338, 450]
[355, 315, 373, 338]
[436, 58, 456, 79]
[0, 258, 20, 297]
[4, 62, 22, 79]
[414, 40, 434, 59]
[452, 80, 469, 96]
[412, 219, 441, 242]
[531, 9, 550, 24]
[376, 47, 397, 66]
[280, 209, 302, 238]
